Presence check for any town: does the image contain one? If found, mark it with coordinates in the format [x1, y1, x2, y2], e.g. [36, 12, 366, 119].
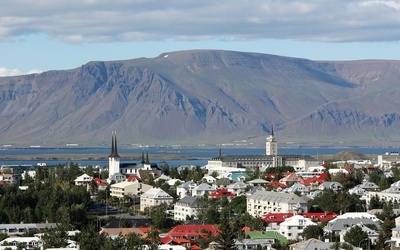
[0, 131, 399, 250]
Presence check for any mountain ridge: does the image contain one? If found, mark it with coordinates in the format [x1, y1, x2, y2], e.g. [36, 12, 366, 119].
[1, 50, 400, 147]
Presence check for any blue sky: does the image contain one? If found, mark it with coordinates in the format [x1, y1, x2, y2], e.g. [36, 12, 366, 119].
[1, 0, 400, 76]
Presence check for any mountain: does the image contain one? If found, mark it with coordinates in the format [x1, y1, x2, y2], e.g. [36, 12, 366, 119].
[1, 50, 400, 147]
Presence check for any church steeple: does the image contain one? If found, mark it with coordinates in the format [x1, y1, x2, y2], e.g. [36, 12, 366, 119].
[109, 131, 120, 158]
[141, 150, 145, 164]
[266, 125, 278, 156]
[146, 150, 150, 164]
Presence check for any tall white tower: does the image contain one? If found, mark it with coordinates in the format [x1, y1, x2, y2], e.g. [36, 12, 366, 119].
[266, 125, 278, 156]
[108, 132, 120, 176]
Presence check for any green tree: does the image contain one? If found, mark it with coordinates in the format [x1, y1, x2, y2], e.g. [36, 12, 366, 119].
[302, 225, 324, 240]
[368, 194, 383, 210]
[216, 220, 237, 250]
[343, 225, 368, 249]
[126, 232, 148, 249]
[42, 224, 69, 249]
[150, 204, 168, 229]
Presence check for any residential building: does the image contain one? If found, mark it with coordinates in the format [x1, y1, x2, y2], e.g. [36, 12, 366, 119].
[288, 238, 356, 250]
[160, 224, 219, 249]
[176, 180, 196, 199]
[0, 173, 21, 185]
[278, 215, 316, 240]
[366, 180, 400, 206]
[279, 173, 302, 187]
[74, 174, 93, 187]
[284, 183, 309, 195]
[191, 183, 216, 197]
[390, 216, 400, 249]
[318, 181, 343, 193]
[324, 217, 380, 237]
[0, 223, 57, 236]
[93, 177, 107, 191]
[140, 188, 173, 211]
[110, 181, 152, 198]
[227, 181, 248, 195]
[247, 191, 308, 217]
[174, 196, 200, 221]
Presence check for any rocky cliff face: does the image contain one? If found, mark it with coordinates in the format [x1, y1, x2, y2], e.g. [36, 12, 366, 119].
[0, 50, 399, 147]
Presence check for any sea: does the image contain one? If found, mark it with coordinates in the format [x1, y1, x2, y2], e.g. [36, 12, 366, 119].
[0, 146, 398, 168]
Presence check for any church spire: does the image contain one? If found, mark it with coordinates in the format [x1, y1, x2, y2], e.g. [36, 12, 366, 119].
[270, 125, 274, 136]
[141, 150, 145, 164]
[146, 149, 150, 164]
[109, 131, 120, 158]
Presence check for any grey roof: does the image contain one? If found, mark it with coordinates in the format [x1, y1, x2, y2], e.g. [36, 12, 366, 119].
[215, 178, 232, 186]
[227, 181, 248, 189]
[359, 181, 379, 189]
[247, 186, 266, 195]
[289, 238, 335, 250]
[249, 191, 307, 204]
[176, 196, 200, 207]
[324, 218, 380, 232]
[193, 183, 216, 192]
[248, 179, 269, 184]
[177, 180, 195, 189]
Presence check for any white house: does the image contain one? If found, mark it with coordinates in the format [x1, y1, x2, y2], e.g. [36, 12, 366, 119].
[110, 181, 152, 198]
[366, 180, 400, 207]
[174, 196, 200, 221]
[191, 183, 216, 197]
[278, 215, 316, 240]
[227, 181, 248, 195]
[74, 174, 93, 187]
[247, 191, 308, 217]
[176, 180, 197, 199]
[140, 188, 173, 211]
[390, 216, 400, 249]
[0, 237, 42, 249]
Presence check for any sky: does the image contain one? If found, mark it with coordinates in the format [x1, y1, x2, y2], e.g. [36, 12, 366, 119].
[1, 0, 400, 76]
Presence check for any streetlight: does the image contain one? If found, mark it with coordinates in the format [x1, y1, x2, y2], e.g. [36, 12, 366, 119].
[358, 238, 369, 250]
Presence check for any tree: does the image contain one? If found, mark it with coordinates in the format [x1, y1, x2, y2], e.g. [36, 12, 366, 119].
[216, 219, 237, 250]
[368, 194, 383, 210]
[42, 223, 69, 249]
[125, 232, 148, 249]
[343, 225, 368, 249]
[150, 204, 168, 229]
[302, 225, 323, 240]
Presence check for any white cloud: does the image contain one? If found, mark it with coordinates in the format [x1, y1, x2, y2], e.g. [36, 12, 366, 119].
[0, 67, 42, 77]
[1, 0, 400, 43]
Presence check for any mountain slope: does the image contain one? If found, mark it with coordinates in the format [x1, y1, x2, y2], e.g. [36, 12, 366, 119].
[0, 50, 399, 147]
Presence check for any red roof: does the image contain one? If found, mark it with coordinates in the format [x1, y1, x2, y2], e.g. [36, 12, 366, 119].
[172, 238, 191, 243]
[262, 213, 294, 223]
[137, 227, 151, 234]
[93, 177, 107, 186]
[167, 224, 220, 238]
[301, 212, 338, 222]
[159, 235, 172, 244]
[190, 244, 202, 250]
[127, 175, 141, 182]
[265, 181, 287, 188]
[209, 188, 235, 198]
[301, 173, 326, 186]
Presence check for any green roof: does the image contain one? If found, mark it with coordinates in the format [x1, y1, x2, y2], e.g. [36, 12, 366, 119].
[245, 231, 287, 244]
